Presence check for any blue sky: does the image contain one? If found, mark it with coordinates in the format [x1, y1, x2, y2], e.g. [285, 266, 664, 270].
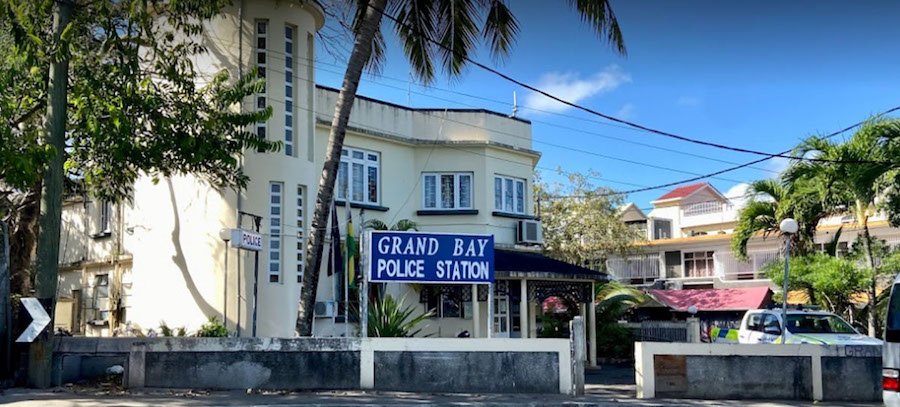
[314, 0, 900, 210]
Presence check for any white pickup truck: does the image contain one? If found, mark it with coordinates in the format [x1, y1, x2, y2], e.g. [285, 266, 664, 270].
[733, 308, 881, 345]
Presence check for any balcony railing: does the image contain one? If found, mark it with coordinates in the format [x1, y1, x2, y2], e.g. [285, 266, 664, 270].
[607, 254, 660, 284]
[715, 251, 780, 281]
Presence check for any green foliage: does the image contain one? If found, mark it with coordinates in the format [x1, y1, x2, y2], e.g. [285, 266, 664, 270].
[367, 294, 432, 337]
[0, 0, 277, 201]
[538, 170, 640, 268]
[362, 219, 418, 231]
[594, 282, 645, 360]
[158, 321, 173, 337]
[196, 316, 228, 337]
[765, 253, 866, 316]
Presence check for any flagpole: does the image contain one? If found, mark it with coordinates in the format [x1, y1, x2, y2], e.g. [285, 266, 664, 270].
[344, 214, 350, 338]
[360, 230, 368, 339]
[329, 201, 336, 336]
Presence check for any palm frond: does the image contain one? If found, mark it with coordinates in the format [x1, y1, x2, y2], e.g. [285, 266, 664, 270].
[481, 0, 518, 62]
[392, 0, 437, 83]
[566, 0, 626, 55]
[435, 0, 481, 77]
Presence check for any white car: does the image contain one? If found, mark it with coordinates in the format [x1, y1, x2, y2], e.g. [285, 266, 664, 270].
[883, 275, 900, 407]
[737, 308, 882, 345]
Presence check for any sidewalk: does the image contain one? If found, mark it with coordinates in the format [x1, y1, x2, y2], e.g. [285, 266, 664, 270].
[0, 387, 883, 407]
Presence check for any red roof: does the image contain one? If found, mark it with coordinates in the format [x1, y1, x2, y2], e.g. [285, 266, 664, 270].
[648, 287, 772, 312]
[654, 182, 708, 201]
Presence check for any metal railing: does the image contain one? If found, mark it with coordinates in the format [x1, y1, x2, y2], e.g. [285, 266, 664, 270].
[606, 255, 660, 284]
[715, 250, 780, 280]
[621, 321, 689, 342]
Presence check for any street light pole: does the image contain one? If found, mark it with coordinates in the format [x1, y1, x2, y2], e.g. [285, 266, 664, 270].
[779, 218, 798, 344]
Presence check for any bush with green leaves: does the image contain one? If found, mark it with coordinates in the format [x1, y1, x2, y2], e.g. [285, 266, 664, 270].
[196, 316, 228, 337]
[367, 295, 432, 337]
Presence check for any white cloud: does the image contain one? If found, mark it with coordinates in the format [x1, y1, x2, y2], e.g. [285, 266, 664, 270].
[616, 103, 636, 120]
[523, 65, 631, 113]
[725, 183, 751, 211]
[766, 157, 790, 177]
[676, 96, 701, 107]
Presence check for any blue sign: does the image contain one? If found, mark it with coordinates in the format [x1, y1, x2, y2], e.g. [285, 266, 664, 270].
[367, 231, 494, 284]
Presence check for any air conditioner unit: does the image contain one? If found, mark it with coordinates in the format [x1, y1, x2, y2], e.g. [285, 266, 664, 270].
[314, 301, 337, 318]
[516, 219, 543, 245]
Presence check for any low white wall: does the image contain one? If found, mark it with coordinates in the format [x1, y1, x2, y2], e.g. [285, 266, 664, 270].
[635, 342, 881, 401]
[121, 337, 574, 394]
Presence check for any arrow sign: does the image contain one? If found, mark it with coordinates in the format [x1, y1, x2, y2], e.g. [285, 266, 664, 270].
[16, 297, 51, 343]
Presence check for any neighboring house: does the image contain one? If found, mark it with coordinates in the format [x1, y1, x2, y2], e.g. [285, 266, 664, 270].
[609, 182, 900, 290]
[53, 0, 606, 364]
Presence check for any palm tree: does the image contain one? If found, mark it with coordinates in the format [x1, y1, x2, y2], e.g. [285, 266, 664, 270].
[298, 0, 628, 335]
[363, 218, 418, 231]
[730, 178, 827, 260]
[784, 119, 900, 336]
[367, 294, 433, 337]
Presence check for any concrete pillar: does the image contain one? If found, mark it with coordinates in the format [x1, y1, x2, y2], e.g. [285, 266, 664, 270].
[519, 279, 528, 338]
[686, 317, 701, 343]
[570, 316, 585, 395]
[472, 285, 481, 338]
[588, 295, 597, 367]
[126, 343, 146, 389]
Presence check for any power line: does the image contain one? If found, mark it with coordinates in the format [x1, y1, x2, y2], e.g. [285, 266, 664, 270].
[365, 3, 899, 165]
[241, 62, 746, 184]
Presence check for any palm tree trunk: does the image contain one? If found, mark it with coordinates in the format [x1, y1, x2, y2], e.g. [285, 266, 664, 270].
[859, 212, 878, 337]
[296, 0, 387, 336]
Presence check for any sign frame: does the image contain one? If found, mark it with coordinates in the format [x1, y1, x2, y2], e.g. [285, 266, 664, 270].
[365, 230, 495, 285]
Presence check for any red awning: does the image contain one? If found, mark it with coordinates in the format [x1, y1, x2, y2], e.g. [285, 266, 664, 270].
[648, 287, 772, 312]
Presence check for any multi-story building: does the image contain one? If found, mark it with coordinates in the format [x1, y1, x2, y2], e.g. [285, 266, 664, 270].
[609, 182, 900, 290]
[53, 0, 606, 363]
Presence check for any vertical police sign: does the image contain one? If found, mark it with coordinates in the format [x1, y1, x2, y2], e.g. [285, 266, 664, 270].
[368, 231, 494, 284]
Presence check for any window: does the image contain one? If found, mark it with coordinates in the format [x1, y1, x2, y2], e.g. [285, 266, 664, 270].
[337, 147, 379, 205]
[98, 201, 112, 234]
[653, 218, 672, 240]
[746, 313, 763, 332]
[683, 251, 715, 277]
[268, 182, 282, 283]
[494, 175, 525, 214]
[296, 185, 305, 283]
[684, 201, 722, 216]
[284, 25, 295, 157]
[92, 274, 109, 321]
[786, 314, 855, 334]
[423, 287, 465, 318]
[255, 20, 268, 151]
[422, 172, 473, 210]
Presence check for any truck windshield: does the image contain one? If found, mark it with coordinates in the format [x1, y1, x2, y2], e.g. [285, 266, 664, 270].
[887, 284, 900, 342]
[786, 314, 856, 334]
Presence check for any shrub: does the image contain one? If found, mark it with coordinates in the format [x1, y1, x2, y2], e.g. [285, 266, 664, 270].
[196, 316, 228, 337]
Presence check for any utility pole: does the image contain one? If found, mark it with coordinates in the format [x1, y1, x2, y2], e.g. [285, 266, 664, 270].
[30, 0, 74, 388]
[1, 221, 11, 382]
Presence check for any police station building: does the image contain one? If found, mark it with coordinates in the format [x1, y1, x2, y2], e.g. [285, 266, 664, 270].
[53, 0, 607, 367]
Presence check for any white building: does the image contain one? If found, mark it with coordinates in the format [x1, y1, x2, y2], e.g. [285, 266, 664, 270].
[53, 0, 606, 363]
[609, 182, 900, 290]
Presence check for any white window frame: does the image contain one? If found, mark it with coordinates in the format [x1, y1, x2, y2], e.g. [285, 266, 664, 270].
[337, 147, 380, 205]
[98, 200, 112, 234]
[296, 184, 305, 284]
[684, 250, 715, 277]
[255, 20, 268, 148]
[421, 172, 473, 210]
[493, 175, 526, 215]
[268, 182, 282, 283]
[284, 24, 295, 157]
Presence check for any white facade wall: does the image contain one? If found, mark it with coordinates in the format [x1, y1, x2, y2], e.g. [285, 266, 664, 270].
[55, 0, 539, 339]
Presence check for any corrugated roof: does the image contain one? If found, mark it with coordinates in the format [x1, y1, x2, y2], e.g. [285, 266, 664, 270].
[654, 182, 708, 201]
[648, 287, 772, 312]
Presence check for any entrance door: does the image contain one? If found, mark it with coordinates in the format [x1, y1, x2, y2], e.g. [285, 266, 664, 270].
[493, 295, 510, 338]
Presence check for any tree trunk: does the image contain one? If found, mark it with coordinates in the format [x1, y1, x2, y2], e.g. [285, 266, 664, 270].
[29, 0, 73, 388]
[860, 212, 878, 337]
[296, 0, 387, 336]
[9, 187, 40, 296]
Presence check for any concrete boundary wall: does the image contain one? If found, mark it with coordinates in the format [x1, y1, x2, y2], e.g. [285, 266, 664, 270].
[635, 342, 881, 402]
[53, 337, 574, 395]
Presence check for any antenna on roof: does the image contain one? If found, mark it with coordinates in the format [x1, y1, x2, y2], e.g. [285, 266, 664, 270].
[511, 91, 518, 118]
